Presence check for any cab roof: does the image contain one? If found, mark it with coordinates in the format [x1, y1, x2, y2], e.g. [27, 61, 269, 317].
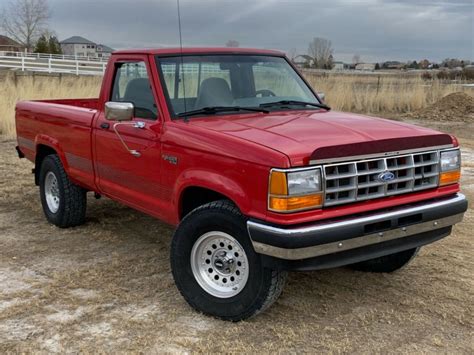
[112, 47, 286, 56]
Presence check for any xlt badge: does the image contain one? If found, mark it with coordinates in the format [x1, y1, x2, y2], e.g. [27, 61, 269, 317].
[162, 154, 178, 165]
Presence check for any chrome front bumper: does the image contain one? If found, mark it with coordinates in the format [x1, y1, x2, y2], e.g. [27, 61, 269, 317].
[247, 193, 467, 261]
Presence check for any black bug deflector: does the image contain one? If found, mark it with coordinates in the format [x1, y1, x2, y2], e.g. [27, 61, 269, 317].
[310, 134, 453, 161]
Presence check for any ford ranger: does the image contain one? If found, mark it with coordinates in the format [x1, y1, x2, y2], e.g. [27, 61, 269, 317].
[15, 48, 468, 321]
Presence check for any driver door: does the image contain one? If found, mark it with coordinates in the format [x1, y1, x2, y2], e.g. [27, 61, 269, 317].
[94, 57, 167, 216]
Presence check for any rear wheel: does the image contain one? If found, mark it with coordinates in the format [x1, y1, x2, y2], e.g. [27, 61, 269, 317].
[39, 154, 87, 228]
[171, 200, 287, 321]
[349, 247, 419, 273]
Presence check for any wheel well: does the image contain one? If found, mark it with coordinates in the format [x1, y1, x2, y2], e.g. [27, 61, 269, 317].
[34, 145, 57, 185]
[180, 187, 233, 219]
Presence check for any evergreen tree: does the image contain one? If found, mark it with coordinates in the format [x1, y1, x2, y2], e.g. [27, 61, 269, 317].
[48, 36, 62, 54]
[34, 35, 49, 53]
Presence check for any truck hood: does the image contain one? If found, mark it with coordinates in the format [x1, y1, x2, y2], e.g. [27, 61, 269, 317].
[188, 110, 453, 166]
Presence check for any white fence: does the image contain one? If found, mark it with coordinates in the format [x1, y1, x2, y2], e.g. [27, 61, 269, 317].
[0, 51, 107, 76]
[0, 50, 109, 62]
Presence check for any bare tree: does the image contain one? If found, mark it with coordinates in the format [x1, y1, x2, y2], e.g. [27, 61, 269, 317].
[299, 55, 313, 68]
[307, 37, 333, 69]
[287, 48, 297, 62]
[225, 39, 240, 48]
[1, 0, 50, 51]
[352, 54, 361, 64]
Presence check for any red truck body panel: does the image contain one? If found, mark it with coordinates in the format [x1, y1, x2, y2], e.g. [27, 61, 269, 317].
[185, 110, 453, 166]
[15, 49, 460, 227]
[113, 47, 285, 56]
[16, 99, 97, 189]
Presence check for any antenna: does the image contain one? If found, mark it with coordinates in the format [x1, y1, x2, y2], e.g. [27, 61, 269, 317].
[176, 0, 188, 119]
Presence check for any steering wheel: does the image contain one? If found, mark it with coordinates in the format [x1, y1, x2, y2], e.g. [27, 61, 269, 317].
[255, 89, 276, 97]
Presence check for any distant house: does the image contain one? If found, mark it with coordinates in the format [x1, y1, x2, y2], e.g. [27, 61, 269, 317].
[0, 35, 24, 52]
[382, 61, 403, 70]
[332, 61, 346, 70]
[293, 55, 313, 68]
[60, 36, 96, 57]
[96, 44, 114, 59]
[355, 63, 376, 71]
[60, 36, 113, 59]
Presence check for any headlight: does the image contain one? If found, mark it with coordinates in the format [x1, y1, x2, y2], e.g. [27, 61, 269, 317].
[440, 149, 460, 171]
[287, 169, 322, 195]
[269, 168, 322, 212]
[439, 149, 461, 186]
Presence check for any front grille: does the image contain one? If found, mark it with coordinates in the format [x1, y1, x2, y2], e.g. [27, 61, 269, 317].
[323, 151, 440, 206]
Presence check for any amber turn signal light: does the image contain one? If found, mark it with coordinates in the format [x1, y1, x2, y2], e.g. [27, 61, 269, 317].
[269, 193, 323, 212]
[269, 171, 288, 195]
[439, 170, 461, 186]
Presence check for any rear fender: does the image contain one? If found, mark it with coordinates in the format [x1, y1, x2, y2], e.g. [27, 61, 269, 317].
[34, 134, 70, 174]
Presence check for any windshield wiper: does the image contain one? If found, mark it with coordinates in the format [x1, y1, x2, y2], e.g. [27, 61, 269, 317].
[260, 100, 331, 111]
[177, 106, 270, 118]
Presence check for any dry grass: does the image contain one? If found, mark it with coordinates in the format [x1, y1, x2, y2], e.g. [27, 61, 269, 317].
[0, 71, 472, 138]
[305, 72, 471, 114]
[0, 72, 101, 137]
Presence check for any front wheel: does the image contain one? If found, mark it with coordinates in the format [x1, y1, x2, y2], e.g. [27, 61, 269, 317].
[170, 200, 286, 321]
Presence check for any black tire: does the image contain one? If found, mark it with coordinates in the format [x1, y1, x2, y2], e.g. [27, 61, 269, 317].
[349, 247, 420, 273]
[39, 154, 87, 228]
[171, 200, 287, 321]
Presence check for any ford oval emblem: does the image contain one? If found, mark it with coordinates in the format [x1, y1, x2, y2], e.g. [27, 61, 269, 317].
[377, 171, 396, 183]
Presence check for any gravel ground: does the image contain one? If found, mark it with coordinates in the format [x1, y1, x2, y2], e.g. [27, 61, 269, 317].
[0, 119, 473, 353]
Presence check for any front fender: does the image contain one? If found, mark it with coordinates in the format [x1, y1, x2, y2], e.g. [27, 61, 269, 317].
[174, 169, 251, 217]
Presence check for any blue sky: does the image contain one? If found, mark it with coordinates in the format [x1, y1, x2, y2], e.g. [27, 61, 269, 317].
[2, 0, 473, 62]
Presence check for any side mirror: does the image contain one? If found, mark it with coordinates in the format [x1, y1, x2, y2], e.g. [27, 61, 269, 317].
[318, 92, 325, 102]
[105, 101, 134, 121]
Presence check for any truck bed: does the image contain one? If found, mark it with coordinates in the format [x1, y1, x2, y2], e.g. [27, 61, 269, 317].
[38, 98, 100, 110]
[15, 98, 99, 190]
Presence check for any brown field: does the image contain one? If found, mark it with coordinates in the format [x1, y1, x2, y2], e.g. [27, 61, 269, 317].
[306, 72, 472, 114]
[0, 71, 473, 353]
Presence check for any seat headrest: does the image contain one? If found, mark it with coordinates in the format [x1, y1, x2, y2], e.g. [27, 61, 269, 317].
[124, 78, 152, 101]
[195, 77, 233, 109]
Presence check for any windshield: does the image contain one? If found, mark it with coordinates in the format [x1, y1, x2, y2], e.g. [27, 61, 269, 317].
[156, 55, 321, 117]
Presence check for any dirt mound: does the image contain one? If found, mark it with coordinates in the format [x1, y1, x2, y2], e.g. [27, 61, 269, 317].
[406, 92, 474, 122]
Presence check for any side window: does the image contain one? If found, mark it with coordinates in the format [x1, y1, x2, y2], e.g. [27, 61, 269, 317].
[161, 63, 177, 99]
[111, 61, 158, 120]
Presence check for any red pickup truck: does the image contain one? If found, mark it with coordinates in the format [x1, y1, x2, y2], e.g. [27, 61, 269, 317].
[15, 48, 467, 321]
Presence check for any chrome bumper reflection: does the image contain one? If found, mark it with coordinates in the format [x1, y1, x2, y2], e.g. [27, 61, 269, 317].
[248, 193, 467, 260]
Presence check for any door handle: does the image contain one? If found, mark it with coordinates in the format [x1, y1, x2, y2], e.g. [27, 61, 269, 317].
[112, 122, 142, 157]
[100, 122, 110, 129]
